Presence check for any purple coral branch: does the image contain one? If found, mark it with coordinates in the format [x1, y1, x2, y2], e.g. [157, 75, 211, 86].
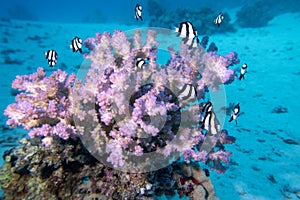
[4, 67, 77, 143]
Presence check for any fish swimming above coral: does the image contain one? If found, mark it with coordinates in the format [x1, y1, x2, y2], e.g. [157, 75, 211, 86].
[199, 101, 221, 135]
[229, 103, 241, 124]
[175, 21, 200, 48]
[214, 12, 224, 27]
[134, 3, 143, 21]
[45, 49, 58, 67]
[239, 63, 248, 80]
[70, 36, 83, 53]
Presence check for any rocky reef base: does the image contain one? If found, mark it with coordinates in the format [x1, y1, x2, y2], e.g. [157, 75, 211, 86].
[0, 137, 218, 200]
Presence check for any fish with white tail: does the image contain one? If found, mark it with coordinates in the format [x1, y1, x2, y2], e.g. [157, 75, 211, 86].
[229, 103, 240, 124]
[239, 63, 248, 80]
[200, 101, 220, 135]
[214, 12, 224, 27]
[70, 36, 83, 53]
[134, 4, 143, 21]
[175, 21, 199, 48]
[45, 50, 58, 67]
[178, 84, 197, 101]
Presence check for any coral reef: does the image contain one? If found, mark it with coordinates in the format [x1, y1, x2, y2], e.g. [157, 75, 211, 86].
[4, 68, 77, 146]
[76, 29, 237, 173]
[236, 0, 300, 28]
[2, 28, 240, 199]
[147, 0, 236, 35]
[236, 0, 275, 28]
[0, 137, 218, 199]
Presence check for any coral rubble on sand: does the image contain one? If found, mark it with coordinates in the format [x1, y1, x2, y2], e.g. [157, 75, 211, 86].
[1, 28, 240, 199]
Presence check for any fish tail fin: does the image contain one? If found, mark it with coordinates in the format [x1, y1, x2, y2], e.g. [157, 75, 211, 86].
[196, 36, 200, 44]
[239, 74, 244, 80]
[182, 37, 189, 44]
[191, 39, 198, 48]
[200, 123, 204, 129]
[185, 38, 193, 46]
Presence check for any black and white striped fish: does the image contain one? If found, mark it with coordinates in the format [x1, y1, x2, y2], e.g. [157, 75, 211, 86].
[134, 4, 143, 21]
[239, 63, 247, 80]
[135, 57, 149, 69]
[178, 84, 197, 101]
[70, 36, 82, 53]
[201, 101, 213, 113]
[199, 101, 213, 123]
[200, 101, 220, 135]
[229, 103, 240, 124]
[45, 50, 58, 67]
[175, 21, 199, 48]
[214, 12, 224, 27]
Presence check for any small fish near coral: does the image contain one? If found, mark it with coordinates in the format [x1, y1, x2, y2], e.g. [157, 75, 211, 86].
[134, 57, 149, 69]
[70, 36, 83, 53]
[214, 12, 224, 27]
[175, 21, 200, 48]
[239, 63, 248, 80]
[199, 101, 221, 136]
[178, 84, 197, 101]
[134, 3, 143, 21]
[229, 103, 241, 124]
[45, 49, 58, 67]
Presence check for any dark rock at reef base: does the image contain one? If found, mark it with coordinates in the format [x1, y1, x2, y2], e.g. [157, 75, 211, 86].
[0, 137, 219, 200]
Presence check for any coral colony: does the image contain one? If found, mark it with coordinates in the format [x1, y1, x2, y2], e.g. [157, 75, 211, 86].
[1, 29, 239, 199]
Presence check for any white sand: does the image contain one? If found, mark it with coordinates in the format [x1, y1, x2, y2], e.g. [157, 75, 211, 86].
[209, 13, 300, 200]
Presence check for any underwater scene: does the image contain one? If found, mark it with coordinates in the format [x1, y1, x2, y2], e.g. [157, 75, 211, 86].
[0, 0, 299, 199]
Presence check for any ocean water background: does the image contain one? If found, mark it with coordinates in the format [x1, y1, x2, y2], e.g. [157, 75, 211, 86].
[0, 0, 246, 23]
[0, 0, 300, 199]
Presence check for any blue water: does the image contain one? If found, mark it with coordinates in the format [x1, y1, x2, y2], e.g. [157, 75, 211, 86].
[0, 0, 250, 23]
[0, 0, 300, 199]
